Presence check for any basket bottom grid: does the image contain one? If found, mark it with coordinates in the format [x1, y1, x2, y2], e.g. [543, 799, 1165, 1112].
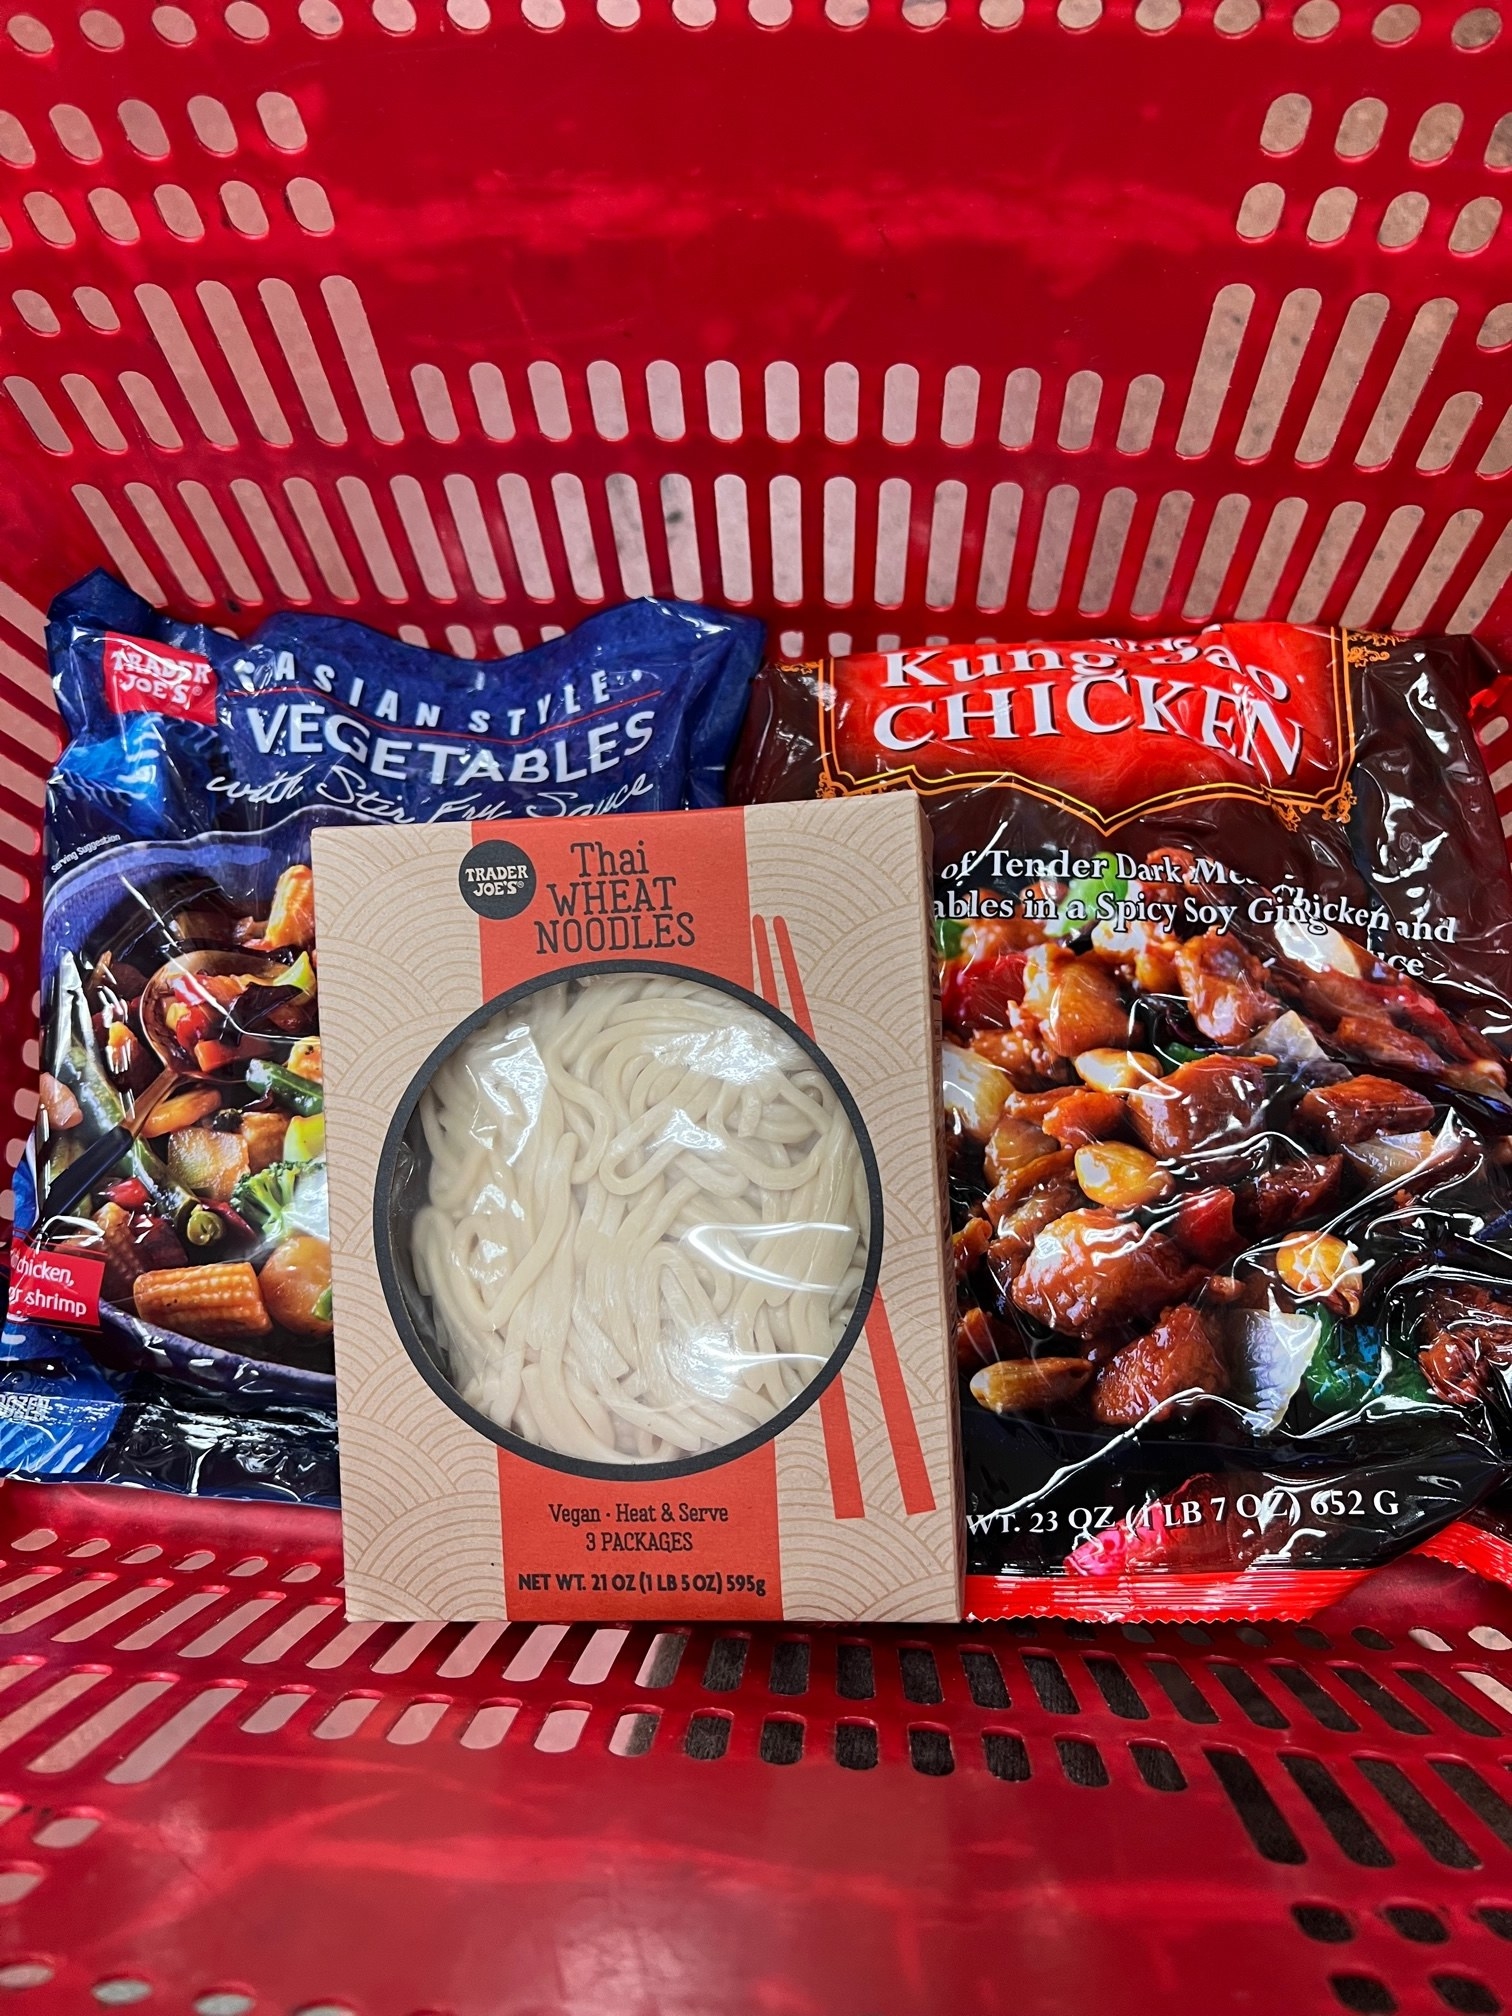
[0, 1488, 1506, 2012]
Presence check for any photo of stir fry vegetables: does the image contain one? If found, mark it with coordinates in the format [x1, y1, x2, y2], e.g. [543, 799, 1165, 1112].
[944, 850, 1512, 1450]
[33, 859, 333, 1378]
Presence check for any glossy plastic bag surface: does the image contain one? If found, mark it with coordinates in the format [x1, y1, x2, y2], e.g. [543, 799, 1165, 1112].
[3, 572, 761, 1503]
[732, 625, 1512, 1615]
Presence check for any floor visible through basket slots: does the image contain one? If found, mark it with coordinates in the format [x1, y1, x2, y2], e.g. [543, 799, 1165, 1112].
[0, 1484, 1508, 2015]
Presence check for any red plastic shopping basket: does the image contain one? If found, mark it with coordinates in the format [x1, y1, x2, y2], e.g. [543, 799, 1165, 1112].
[4, 0, 1512, 2006]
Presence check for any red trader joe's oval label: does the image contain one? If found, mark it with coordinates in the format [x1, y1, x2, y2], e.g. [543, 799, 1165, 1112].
[103, 633, 218, 727]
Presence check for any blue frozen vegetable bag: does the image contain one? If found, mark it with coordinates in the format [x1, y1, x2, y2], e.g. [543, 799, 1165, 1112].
[3, 572, 762, 1503]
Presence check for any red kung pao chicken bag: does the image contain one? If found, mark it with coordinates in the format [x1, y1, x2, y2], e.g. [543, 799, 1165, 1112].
[731, 624, 1512, 1618]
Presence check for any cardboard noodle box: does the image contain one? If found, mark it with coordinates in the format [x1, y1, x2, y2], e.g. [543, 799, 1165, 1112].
[314, 796, 961, 1623]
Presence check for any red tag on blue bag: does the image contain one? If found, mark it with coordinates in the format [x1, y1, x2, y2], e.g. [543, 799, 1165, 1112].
[103, 633, 217, 727]
[7, 1239, 104, 1328]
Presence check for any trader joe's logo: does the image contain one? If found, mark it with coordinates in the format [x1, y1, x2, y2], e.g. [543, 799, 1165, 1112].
[459, 838, 537, 921]
[820, 623, 1356, 833]
[103, 634, 218, 728]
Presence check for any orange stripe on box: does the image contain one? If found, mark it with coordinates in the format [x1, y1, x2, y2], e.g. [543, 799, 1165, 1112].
[818, 1380, 865, 1521]
[771, 912, 936, 1522]
[751, 913, 780, 1011]
[771, 916, 811, 1031]
[864, 1299, 936, 1517]
[754, 911, 865, 1524]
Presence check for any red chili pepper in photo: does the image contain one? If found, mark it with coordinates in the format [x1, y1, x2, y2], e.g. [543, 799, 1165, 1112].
[169, 1002, 215, 1054]
[103, 1178, 150, 1209]
[940, 949, 1028, 1037]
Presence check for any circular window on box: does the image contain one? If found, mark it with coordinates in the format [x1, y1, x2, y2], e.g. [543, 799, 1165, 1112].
[375, 963, 882, 1481]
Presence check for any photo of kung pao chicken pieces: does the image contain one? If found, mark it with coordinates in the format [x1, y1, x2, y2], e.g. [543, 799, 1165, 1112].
[942, 853, 1512, 1436]
[36, 861, 334, 1368]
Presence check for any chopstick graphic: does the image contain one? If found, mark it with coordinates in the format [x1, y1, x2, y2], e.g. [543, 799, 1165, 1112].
[752, 913, 864, 1522]
[768, 916, 813, 1032]
[814, 1361, 865, 1523]
[771, 915, 937, 1520]
[756, 914, 938, 1521]
[751, 911, 782, 1021]
[857, 1292, 935, 1518]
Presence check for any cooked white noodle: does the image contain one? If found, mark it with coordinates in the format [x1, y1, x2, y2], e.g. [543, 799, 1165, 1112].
[408, 973, 870, 1463]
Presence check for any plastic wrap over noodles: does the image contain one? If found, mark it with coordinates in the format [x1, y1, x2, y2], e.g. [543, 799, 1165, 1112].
[392, 972, 871, 1466]
[2, 572, 761, 1503]
[731, 623, 1512, 1611]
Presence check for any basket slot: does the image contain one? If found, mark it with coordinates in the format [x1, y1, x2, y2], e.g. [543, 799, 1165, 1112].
[1456, 1667, 1512, 1721]
[700, 1632, 750, 1693]
[257, 280, 349, 443]
[0, 1574, 116, 1637]
[113, 374, 181, 452]
[69, 486, 163, 602]
[683, 1707, 732, 1760]
[442, 473, 505, 601]
[0, 1669, 106, 1758]
[630, 1629, 687, 1690]
[1267, 1662, 1359, 1732]
[27, 1677, 173, 1776]
[228, 479, 311, 601]
[174, 482, 263, 604]
[106, 1682, 244, 1784]
[460, 1699, 520, 1748]
[330, 475, 405, 599]
[199, 284, 295, 447]
[368, 1621, 446, 1675]
[388, 1698, 452, 1745]
[1351, 1756, 1479, 1869]
[1284, 1752, 1397, 1866]
[304, 1618, 382, 1670]
[180, 1597, 286, 1660]
[1206, 1748, 1308, 1864]
[391, 475, 459, 601]
[1075, 1654, 1143, 1721]
[311, 1692, 381, 1740]
[31, 1812, 99, 1850]
[567, 1626, 630, 1686]
[114, 1590, 225, 1651]
[319, 277, 402, 444]
[1430, 1758, 1512, 1853]
[240, 1600, 341, 1665]
[240, 1687, 313, 1734]
[434, 1620, 507, 1678]
[1130, 1738, 1186, 1790]
[501, 1621, 569, 1682]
